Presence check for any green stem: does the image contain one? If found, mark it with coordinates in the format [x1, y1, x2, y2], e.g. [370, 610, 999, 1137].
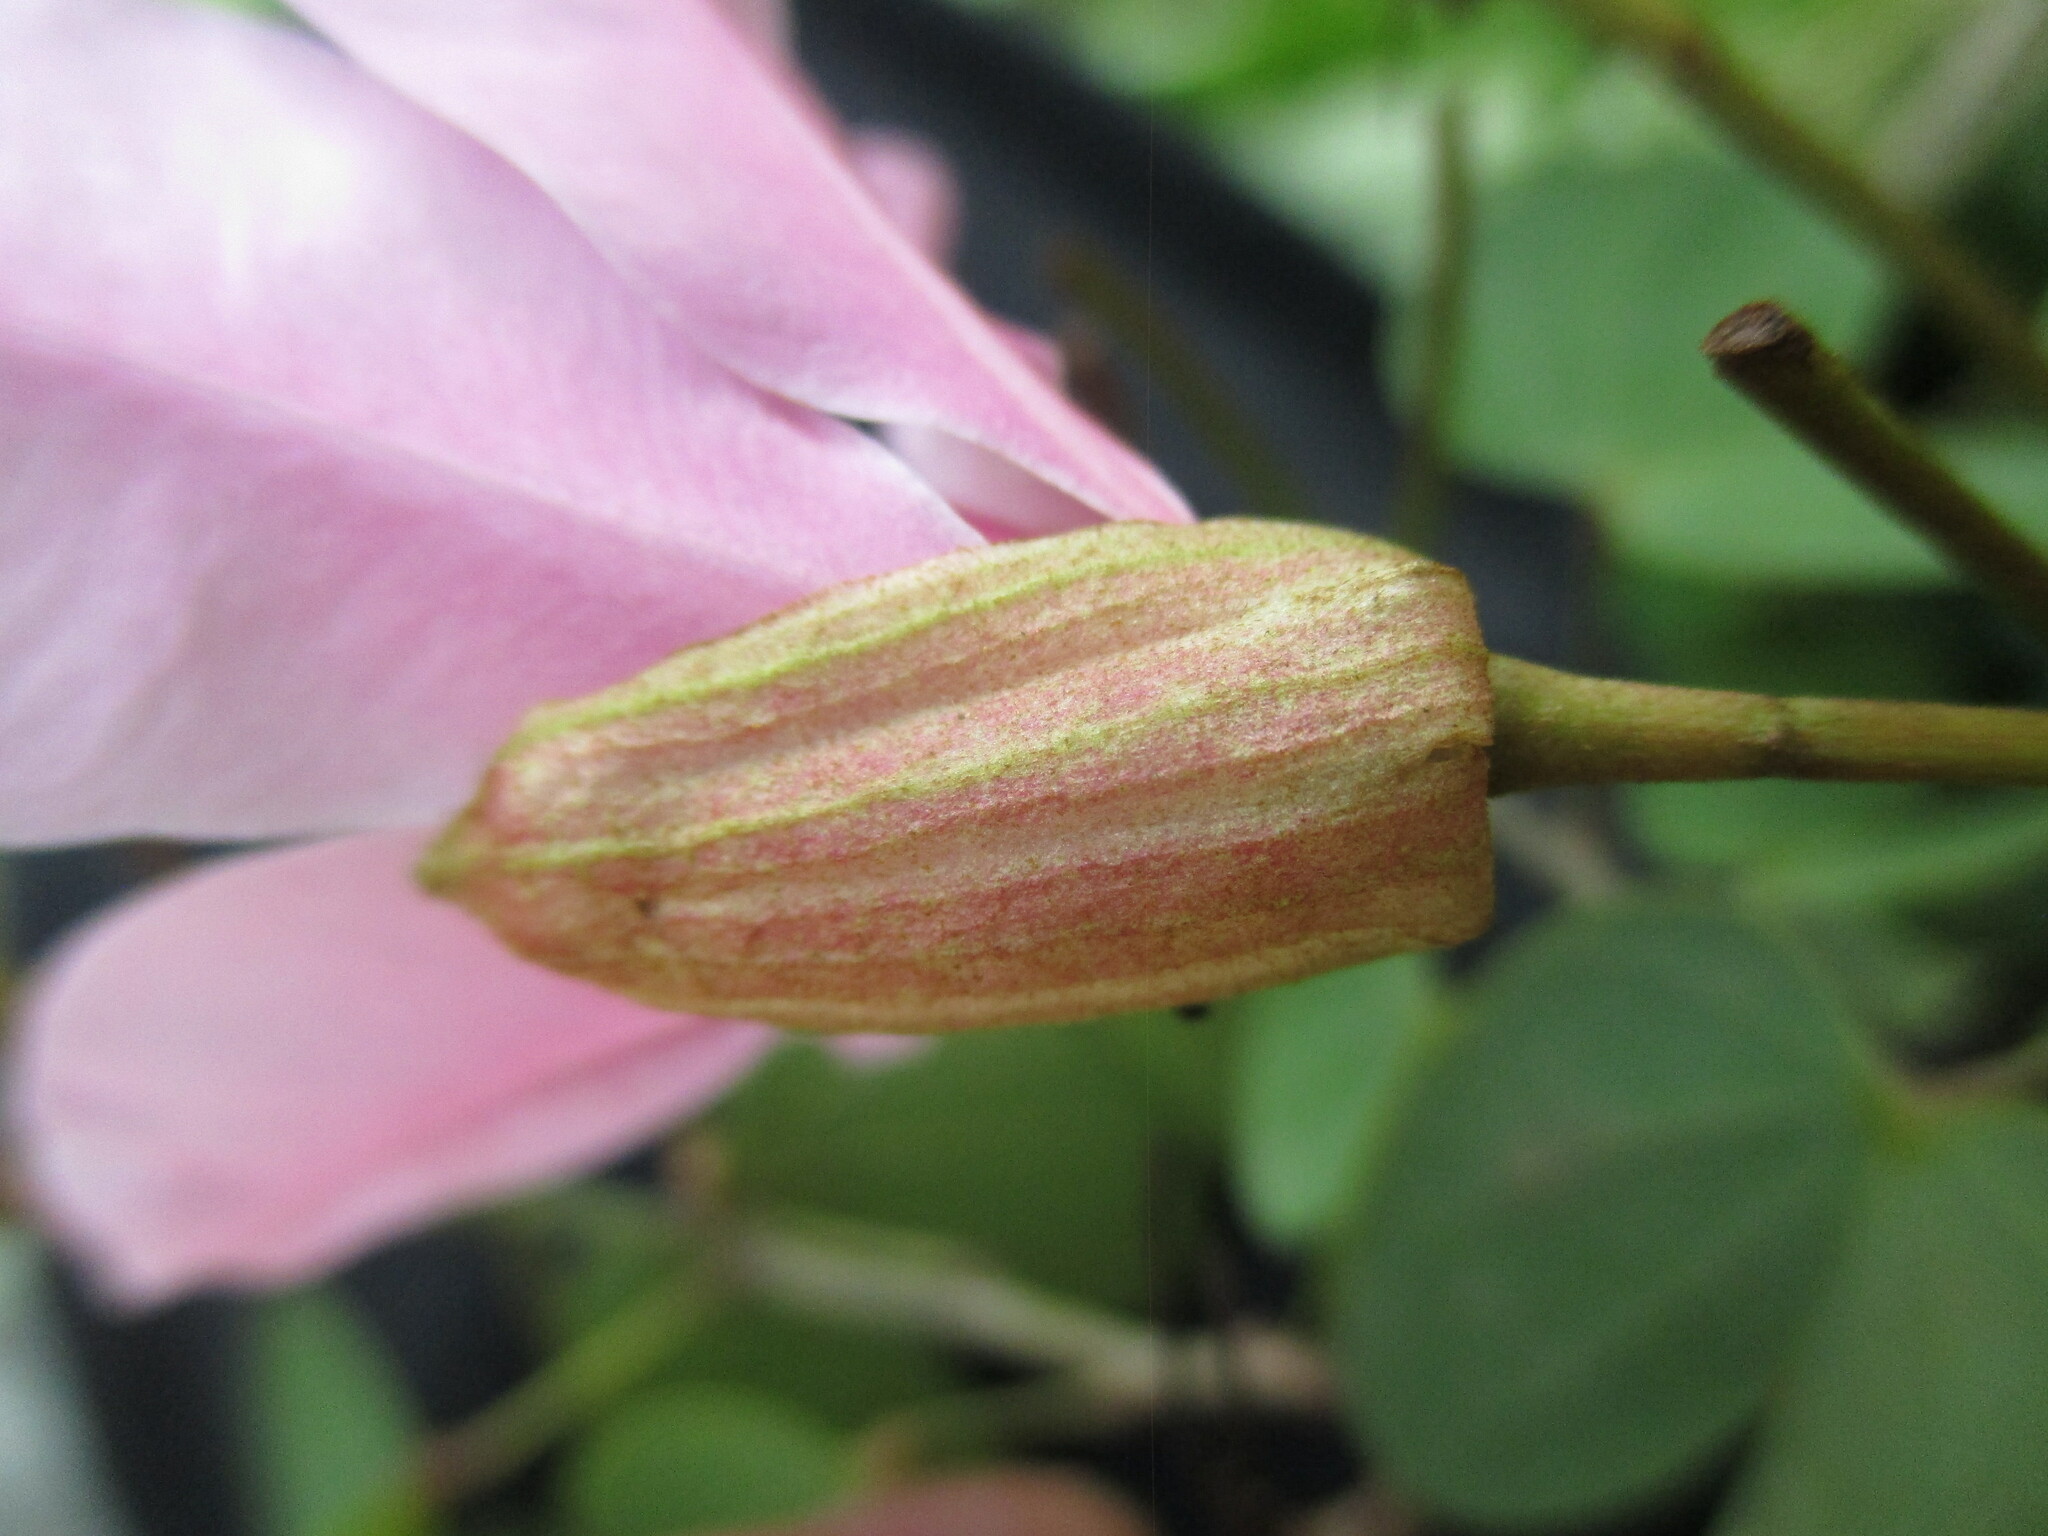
[1706, 302, 2048, 653]
[867, 1378, 1139, 1465]
[418, 1272, 710, 1504]
[731, 1215, 1164, 1393]
[1488, 654, 2048, 794]
[1928, 1025, 2048, 1100]
[1869, 0, 2048, 209]
[1543, 0, 2048, 417]
[1392, 87, 1475, 554]
[729, 1212, 1330, 1414]
[1047, 239, 1315, 522]
[386, 1212, 1329, 1520]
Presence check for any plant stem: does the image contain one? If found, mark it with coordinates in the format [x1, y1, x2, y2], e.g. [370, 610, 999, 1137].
[866, 1377, 1130, 1463]
[1488, 654, 2048, 794]
[399, 1212, 1330, 1519]
[1392, 88, 1475, 554]
[418, 1271, 710, 1504]
[1047, 239, 1315, 522]
[729, 1212, 1331, 1415]
[1542, 0, 2048, 416]
[1869, 0, 2048, 209]
[1706, 302, 2048, 653]
[1928, 1024, 2048, 1100]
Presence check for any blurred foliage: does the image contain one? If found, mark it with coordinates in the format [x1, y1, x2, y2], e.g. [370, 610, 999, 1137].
[248, 1287, 428, 1536]
[0, 1231, 131, 1536]
[497, 1184, 951, 1430]
[1714, 1109, 2048, 1536]
[706, 1017, 1230, 1312]
[1227, 953, 1444, 1244]
[1610, 427, 2048, 586]
[1418, 147, 1885, 504]
[559, 1384, 846, 1536]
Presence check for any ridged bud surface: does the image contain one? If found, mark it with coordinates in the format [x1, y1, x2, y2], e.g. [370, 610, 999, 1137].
[422, 519, 1495, 1031]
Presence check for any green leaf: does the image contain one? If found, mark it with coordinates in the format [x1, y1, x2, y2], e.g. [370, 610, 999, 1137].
[1770, 911, 1978, 1054]
[1096, 1007, 1239, 1149]
[1604, 566, 1974, 699]
[657, 1305, 950, 1429]
[1334, 902, 1870, 1528]
[248, 1287, 426, 1536]
[1626, 778, 1937, 871]
[1716, 1110, 2048, 1536]
[713, 1023, 1197, 1310]
[1941, 425, 2048, 540]
[1608, 427, 1936, 586]
[561, 1384, 844, 1536]
[1160, 0, 1418, 108]
[1604, 425, 2048, 588]
[1228, 955, 1442, 1245]
[1625, 780, 2048, 912]
[1446, 149, 1885, 496]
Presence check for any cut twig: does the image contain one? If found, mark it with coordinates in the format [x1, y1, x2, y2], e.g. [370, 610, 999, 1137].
[1704, 301, 2048, 652]
[1392, 88, 1475, 553]
[1544, 0, 2048, 417]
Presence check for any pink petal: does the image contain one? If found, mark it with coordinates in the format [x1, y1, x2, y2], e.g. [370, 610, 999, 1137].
[992, 322, 1072, 389]
[7, 833, 779, 1306]
[0, 0, 977, 845]
[824, 1034, 930, 1069]
[753, 1472, 1155, 1536]
[877, 322, 1090, 537]
[846, 131, 961, 264]
[289, 0, 1195, 531]
[884, 423, 1108, 539]
[713, 0, 789, 55]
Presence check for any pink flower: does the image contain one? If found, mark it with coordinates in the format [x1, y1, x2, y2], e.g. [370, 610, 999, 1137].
[0, 0, 1188, 1304]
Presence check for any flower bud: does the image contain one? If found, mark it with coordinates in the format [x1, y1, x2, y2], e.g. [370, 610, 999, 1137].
[421, 519, 1495, 1031]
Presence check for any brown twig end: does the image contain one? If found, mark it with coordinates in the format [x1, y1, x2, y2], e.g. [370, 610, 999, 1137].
[1703, 300, 1814, 365]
